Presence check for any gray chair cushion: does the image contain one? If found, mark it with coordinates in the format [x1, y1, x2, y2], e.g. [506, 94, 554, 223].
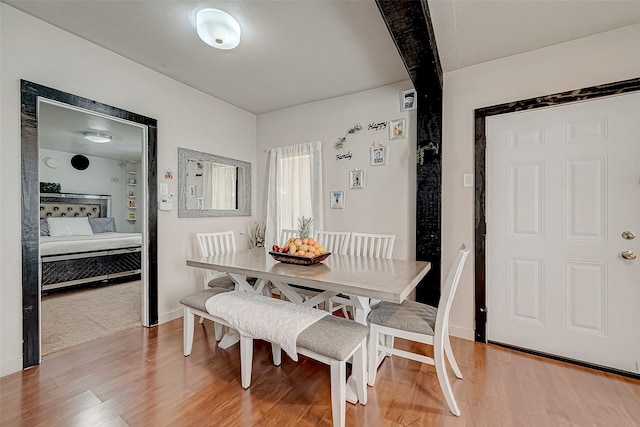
[368, 300, 438, 336]
[207, 276, 236, 290]
[180, 287, 232, 312]
[207, 276, 259, 290]
[297, 315, 368, 361]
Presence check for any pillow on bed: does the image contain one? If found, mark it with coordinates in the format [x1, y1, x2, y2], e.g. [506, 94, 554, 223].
[89, 217, 116, 234]
[47, 217, 94, 237]
[40, 219, 50, 236]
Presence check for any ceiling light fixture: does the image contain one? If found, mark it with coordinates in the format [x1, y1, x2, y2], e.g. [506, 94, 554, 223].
[83, 131, 112, 143]
[196, 8, 241, 50]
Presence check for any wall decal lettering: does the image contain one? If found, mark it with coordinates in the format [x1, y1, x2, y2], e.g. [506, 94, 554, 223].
[336, 151, 353, 161]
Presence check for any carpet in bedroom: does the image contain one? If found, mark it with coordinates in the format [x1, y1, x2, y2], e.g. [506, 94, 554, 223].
[41, 280, 142, 356]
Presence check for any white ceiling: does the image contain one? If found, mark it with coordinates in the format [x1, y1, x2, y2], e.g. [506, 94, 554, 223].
[38, 101, 144, 161]
[6, 0, 640, 115]
[7, 0, 640, 160]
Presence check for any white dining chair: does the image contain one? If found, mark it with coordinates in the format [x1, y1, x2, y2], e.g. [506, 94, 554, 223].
[345, 231, 396, 311]
[195, 231, 266, 340]
[314, 230, 350, 255]
[367, 243, 470, 416]
[347, 232, 395, 259]
[279, 228, 299, 246]
[196, 231, 237, 291]
[315, 231, 351, 316]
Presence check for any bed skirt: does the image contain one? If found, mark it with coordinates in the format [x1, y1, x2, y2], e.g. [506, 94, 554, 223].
[41, 247, 141, 291]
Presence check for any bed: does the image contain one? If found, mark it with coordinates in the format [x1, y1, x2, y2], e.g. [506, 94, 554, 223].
[39, 193, 142, 292]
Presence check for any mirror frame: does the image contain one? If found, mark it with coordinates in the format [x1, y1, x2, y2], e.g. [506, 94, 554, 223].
[177, 147, 252, 218]
[20, 80, 159, 368]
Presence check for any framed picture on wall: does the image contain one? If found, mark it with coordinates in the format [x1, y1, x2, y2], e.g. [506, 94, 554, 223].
[389, 118, 406, 140]
[370, 146, 387, 166]
[330, 190, 345, 209]
[401, 89, 417, 111]
[349, 169, 365, 189]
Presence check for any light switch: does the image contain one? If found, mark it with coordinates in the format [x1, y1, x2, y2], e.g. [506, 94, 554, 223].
[160, 183, 169, 195]
[463, 174, 474, 187]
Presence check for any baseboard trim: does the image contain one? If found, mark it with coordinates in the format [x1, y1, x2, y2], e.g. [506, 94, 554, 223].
[158, 308, 183, 325]
[1, 356, 23, 378]
[489, 341, 640, 380]
[448, 325, 474, 341]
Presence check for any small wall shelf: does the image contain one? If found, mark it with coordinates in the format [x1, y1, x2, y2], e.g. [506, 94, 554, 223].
[125, 162, 137, 222]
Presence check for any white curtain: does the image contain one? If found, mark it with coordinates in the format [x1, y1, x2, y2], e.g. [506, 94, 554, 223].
[266, 141, 323, 248]
[211, 164, 237, 209]
[203, 162, 237, 209]
[202, 161, 213, 209]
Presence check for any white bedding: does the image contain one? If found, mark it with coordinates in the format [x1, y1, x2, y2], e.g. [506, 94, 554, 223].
[40, 232, 142, 256]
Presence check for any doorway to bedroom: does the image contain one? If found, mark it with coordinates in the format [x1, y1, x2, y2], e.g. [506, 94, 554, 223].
[38, 99, 146, 356]
[20, 80, 158, 369]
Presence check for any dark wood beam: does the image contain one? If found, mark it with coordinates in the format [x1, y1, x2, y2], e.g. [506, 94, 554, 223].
[376, 0, 444, 306]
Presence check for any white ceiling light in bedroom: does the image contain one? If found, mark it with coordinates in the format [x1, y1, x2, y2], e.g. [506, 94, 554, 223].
[83, 131, 112, 143]
[196, 8, 241, 50]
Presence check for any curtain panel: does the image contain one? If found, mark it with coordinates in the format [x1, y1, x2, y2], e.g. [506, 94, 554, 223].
[266, 141, 323, 248]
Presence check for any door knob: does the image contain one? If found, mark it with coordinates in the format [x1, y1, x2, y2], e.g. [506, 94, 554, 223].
[621, 250, 637, 260]
[622, 231, 636, 240]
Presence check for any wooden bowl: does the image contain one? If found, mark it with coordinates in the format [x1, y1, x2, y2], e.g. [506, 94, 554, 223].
[269, 251, 331, 265]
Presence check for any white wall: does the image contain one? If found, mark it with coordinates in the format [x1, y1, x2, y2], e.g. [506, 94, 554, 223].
[257, 82, 417, 261]
[0, 4, 257, 376]
[442, 23, 640, 339]
[39, 149, 134, 232]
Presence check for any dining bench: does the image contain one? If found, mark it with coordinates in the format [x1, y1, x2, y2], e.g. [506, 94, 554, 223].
[180, 289, 368, 427]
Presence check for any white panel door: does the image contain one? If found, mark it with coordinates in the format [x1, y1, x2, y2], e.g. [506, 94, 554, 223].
[486, 92, 640, 374]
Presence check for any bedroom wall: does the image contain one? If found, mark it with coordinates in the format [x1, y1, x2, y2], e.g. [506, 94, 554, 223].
[256, 81, 417, 261]
[39, 149, 133, 233]
[441, 23, 640, 339]
[0, 4, 257, 376]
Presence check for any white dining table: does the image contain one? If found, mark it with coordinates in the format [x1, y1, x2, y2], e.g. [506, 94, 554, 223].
[186, 247, 431, 403]
[187, 248, 431, 322]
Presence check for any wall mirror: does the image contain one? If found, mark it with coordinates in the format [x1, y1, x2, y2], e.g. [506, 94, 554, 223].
[178, 147, 251, 217]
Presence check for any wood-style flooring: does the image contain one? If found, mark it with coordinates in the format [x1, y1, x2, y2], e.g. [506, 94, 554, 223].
[1, 317, 639, 426]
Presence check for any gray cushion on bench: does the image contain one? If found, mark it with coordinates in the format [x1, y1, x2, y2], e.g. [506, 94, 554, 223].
[297, 315, 368, 361]
[180, 287, 232, 312]
[368, 300, 437, 336]
[207, 276, 260, 290]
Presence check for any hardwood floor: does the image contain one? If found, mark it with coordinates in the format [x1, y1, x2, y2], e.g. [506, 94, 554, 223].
[1, 318, 639, 426]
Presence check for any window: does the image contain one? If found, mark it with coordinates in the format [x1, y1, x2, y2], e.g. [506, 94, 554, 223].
[266, 141, 323, 247]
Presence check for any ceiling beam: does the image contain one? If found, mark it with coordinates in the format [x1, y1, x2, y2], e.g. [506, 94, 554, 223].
[375, 0, 442, 89]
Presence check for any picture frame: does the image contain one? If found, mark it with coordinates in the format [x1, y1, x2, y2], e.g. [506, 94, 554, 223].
[389, 118, 406, 140]
[349, 169, 365, 189]
[370, 146, 387, 166]
[127, 190, 135, 197]
[330, 190, 345, 209]
[401, 89, 417, 111]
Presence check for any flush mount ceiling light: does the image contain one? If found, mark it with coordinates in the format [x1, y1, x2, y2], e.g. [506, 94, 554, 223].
[83, 131, 112, 143]
[196, 8, 241, 50]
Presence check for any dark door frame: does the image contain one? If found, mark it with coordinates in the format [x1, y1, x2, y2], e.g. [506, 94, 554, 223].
[474, 76, 640, 342]
[20, 80, 158, 368]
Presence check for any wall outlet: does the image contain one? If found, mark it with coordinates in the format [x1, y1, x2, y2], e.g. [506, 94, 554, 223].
[463, 173, 474, 187]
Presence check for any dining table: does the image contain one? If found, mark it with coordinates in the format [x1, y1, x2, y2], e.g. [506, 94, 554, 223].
[186, 247, 431, 403]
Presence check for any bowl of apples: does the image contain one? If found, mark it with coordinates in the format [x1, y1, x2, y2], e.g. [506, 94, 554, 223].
[269, 236, 331, 265]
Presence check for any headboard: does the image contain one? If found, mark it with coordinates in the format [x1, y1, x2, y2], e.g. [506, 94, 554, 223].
[40, 193, 111, 219]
